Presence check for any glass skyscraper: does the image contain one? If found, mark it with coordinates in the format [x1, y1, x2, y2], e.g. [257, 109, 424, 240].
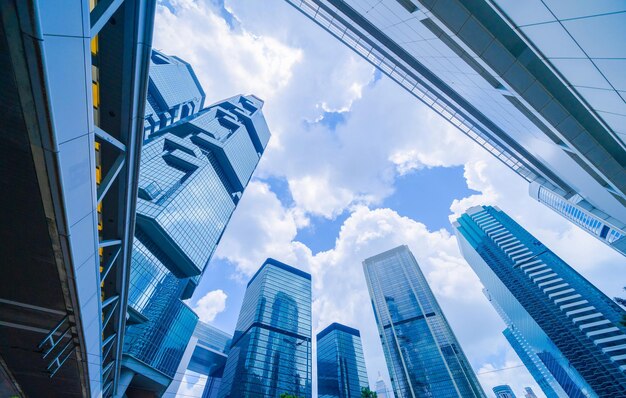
[493, 384, 516, 398]
[144, 50, 206, 138]
[218, 258, 312, 398]
[164, 320, 233, 398]
[454, 205, 626, 397]
[317, 322, 369, 398]
[284, 0, 626, 257]
[119, 70, 271, 394]
[363, 245, 486, 398]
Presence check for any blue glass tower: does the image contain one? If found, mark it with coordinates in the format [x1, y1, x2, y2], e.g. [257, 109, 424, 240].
[218, 258, 312, 398]
[164, 320, 233, 398]
[454, 206, 626, 397]
[493, 385, 516, 398]
[119, 93, 271, 396]
[317, 323, 369, 398]
[363, 245, 486, 398]
[144, 50, 206, 138]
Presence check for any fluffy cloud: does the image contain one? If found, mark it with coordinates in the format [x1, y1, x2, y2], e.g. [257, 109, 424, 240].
[154, 0, 302, 102]
[193, 289, 227, 322]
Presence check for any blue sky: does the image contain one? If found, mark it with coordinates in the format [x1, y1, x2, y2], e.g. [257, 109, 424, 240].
[153, 1, 626, 396]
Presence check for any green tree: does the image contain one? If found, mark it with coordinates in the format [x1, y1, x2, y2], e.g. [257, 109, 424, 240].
[361, 386, 378, 398]
[280, 394, 301, 398]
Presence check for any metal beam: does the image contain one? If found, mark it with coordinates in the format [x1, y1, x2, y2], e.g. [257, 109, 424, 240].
[97, 153, 125, 204]
[90, 0, 125, 37]
[96, 126, 127, 152]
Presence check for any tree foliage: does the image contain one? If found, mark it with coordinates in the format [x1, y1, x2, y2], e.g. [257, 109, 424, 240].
[361, 386, 378, 398]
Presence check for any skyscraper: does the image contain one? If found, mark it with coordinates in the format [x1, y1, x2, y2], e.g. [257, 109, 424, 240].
[501, 328, 559, 398]
[218, 258, 312, 398]
[284, 0, 626, 256]
[119, 93, 271, 396]
[375, 373, 390, 398]
[363, 245, 486, 398]
[317, 323, 369, 398]
[454, 205, 626, 397]
[163, 321, 233, 398]
[1, 0, 154, 396]
[144, 50, 206, 138]
[523, 387, 538, 398]
[493, 385, 516, 398]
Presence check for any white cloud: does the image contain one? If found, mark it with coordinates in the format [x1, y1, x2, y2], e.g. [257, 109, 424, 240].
[193, 289, 227, 323]
[154, 0, 302, 102]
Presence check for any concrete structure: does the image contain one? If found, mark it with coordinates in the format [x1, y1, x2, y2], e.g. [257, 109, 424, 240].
[1, 0, 155, 396]
[363, 246, 486, 398]
[164, 321, 232, 398]
[119, 94, 271, 397]
[317, 323, 369, 398]
[454, 205, 626, 397]
[218, 259, 312, 398]
[284, 0, 626, 256]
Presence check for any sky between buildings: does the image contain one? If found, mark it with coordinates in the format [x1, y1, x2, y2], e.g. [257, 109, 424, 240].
[155, 1, 626, 397]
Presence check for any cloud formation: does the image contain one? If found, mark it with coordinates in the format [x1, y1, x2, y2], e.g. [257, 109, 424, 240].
[193, 289, 227, 323]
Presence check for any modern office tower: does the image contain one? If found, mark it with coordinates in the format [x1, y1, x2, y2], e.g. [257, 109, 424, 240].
[284, 0, 626, 256]
[375, 373, 390, 398]
[317, 323, 369, 398]
[218, 259, 312, 398]
[501, 328, 559, 398]
[363, 245, 486, 398]
[163, 321, 233, 398]
[144, 50, 206, 138]
[493, 385, 516, 398]
[1, 0, 154, 397]
[524, 387, 538, 398]
[454, 205, 626, 397]
[119, 94, 271, 396]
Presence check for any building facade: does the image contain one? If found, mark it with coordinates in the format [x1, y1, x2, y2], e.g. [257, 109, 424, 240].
[454, 205, 626, 397]
[363, 246, 486, 398]
[501, 328, 559, 398]
[284, 0, 626, 256]
[218, 259, 312, 398]
[523, 387, 538, 398]
[119, 93, 271, 396]
[164, 321, 233, 398]
[1, 0, 155, 396]
[317, 323, 369, 398]
[493, 384, 516, 398]
[375, 373, 390, 398]
[144, 50, 206, 138]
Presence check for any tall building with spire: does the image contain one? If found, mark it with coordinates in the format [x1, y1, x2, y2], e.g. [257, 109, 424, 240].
[317, 323, 369, 398]
[454, 205, 626, 397]
[375, 373, 390, 398]
[218, 259, 312, 398]
[284, 0, 626, 257]
[363, 245, 486, 398]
